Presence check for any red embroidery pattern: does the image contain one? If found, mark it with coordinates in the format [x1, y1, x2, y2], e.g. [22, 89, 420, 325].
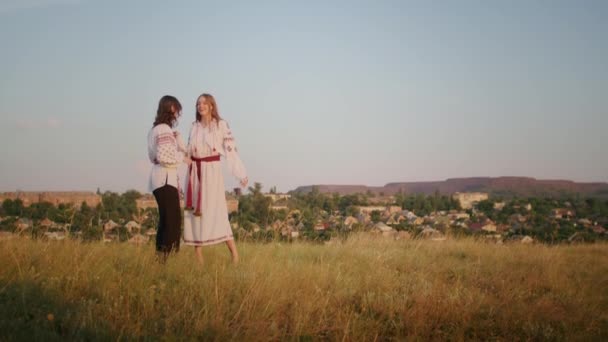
[156, 133, 175, 145]
[156, 131, 178, 164]
[183, 234, 233, 245]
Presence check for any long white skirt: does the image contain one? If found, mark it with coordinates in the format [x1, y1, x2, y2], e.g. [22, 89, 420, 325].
[183, 160, 233, 246]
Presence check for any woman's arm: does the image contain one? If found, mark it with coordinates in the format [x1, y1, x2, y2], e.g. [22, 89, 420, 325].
[155, 127, 179, 166]
[221, 120, 248, 186]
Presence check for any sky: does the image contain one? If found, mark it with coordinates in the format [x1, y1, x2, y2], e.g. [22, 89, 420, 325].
[0, 0, 606, 194]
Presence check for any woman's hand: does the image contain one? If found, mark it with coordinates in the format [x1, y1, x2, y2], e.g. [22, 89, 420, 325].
[240, 177, 248, 188]
[174, 131, 187, 153]
[183, 154, 192, 166]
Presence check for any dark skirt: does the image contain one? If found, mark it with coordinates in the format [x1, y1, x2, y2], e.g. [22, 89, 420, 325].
[153, 184, 181, 255]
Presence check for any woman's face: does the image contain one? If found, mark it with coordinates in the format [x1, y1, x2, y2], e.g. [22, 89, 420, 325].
[171, 105, 181, 120]
[197, 97, 211, 116]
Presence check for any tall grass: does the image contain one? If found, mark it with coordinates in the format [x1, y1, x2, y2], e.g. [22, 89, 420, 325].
[1, 235, 607, 340]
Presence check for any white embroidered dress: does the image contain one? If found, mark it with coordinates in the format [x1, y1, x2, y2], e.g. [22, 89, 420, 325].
[182, 119, 247, 246]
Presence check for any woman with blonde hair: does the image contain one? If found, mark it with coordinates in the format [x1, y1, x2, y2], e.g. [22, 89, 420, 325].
[183, 93, 248, 264]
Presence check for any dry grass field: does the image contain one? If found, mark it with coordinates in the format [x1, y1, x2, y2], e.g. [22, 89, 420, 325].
[1, 235, 607, 340]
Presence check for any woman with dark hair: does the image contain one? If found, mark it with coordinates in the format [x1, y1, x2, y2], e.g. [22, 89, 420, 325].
[147, 95, 189, 261]
[183, 93, 248, 264]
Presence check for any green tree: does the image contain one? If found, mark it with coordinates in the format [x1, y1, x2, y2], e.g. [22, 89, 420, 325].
[2, 199, 24, 217]
[370, 210, 382, 223]
[394, 190, 405, 206]
[53, 203, 75, 225]
[251, 183, 272, 226]
[431, 190, 440, 213]
[26, 202, 55, 221]
[100, 190, 140, 222]
[234, 182, 272, 229]
[269, 208, 288, 222]
[476, 200, 495, 218]
[338, 195, 357, 213]
[322, 196, 337, 214]
[101, 191, 121, 221]
[71, 201, 95, 232]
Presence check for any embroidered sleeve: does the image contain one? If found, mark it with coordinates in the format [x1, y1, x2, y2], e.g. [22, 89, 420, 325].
[156, 132, 178, 165]
[221, 120, 247, 181]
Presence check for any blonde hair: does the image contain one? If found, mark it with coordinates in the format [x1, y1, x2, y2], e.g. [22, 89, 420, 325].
[195, 93, 222, 124]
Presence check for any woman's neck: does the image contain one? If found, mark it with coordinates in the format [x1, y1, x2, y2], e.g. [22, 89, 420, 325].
[201, 114, 212, 126]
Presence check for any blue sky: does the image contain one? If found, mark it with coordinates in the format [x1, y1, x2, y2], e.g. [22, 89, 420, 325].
[0, 0, 606, 193]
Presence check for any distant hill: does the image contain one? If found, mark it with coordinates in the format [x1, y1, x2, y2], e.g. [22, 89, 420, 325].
[292, 177, 608, 198]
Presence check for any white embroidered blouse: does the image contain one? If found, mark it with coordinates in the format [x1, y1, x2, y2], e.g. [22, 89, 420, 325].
[187, 119, 247, 182]
[147, 123, 186, 192]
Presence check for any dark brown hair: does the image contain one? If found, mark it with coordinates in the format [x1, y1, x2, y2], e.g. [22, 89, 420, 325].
[195, 93, 222, 123]
[153, 95, 182, 127]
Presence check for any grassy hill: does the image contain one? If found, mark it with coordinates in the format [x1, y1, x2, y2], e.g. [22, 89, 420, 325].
[1, 236, 607, 340]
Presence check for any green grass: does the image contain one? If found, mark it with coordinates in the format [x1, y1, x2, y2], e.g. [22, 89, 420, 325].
[1, 235, 607, 340]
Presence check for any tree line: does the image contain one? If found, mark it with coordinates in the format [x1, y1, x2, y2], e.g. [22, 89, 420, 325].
[2, 185, 607, 243]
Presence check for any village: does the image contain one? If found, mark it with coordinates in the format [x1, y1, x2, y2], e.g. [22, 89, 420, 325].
[248, 191, 607, 243]
[0, 187, 606, 245]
